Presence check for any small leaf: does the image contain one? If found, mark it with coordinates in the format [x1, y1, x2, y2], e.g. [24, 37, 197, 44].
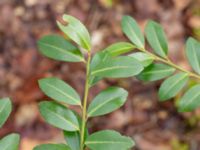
[38, 35, 84, 62]
[87, 87, 128, 117]
[121, 16, 145, 49]
[129, 52, 154, 67]
[38, 77, 81, 106]
[186, 37, 200, 74]
[138, 63, 175, 81]
[34, 144, 70, 150]
[0, 98, 12, 128]
[85, 130, 134, 150]
[0, 133, 20, 150]
[145, 20, 168, 58]
[64, 131, 80, 150]
[57, 14, 91, 50]
[179, 84, 200, 112]
[158, 73, 189, 101]
[39, 101, 79, 131]
[91, 56, 144, 78]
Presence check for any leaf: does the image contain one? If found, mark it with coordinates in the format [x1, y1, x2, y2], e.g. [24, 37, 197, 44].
[85, 130, 134, 150]
[138, 63, 175, 81]
[0, 98, 12, 128]
[38, 77, 81, 106]
[38, 35, 84, 62]
[103, 42, 135, 57]
[129, 52, 154, 67]
[64, 131, 80, 150]
[39, 101, 79, 131]
[158, 73, 189, 101]
[145, 20, 168, 58]
[121, 16, 145, 49]
[186, 37, 200, 74]
[0, 133, 20, 150]
[91, 56, 144, 78]
[57, 14, 91, 50]
[87, 87, 128, 117]
[34, 144, 71, 150]
[179, 84, 200, 112]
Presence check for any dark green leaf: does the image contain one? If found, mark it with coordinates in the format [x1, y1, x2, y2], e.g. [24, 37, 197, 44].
[0, 98, 12, 128]
[34, 144, 70, 150]
[64, 131, 80, 150]
[0, 134, 20, 150]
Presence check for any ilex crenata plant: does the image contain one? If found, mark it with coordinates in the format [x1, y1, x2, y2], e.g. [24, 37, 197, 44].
[0, 98, 20, 150]
[122, 16, 200, 112]
[34, 14, 140, 150]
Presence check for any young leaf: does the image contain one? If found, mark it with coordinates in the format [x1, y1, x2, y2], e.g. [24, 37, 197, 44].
[186, 37, 200, 74]
[85, 130, 134, 150]
[64, 131, 80, 150]
[39, 101, 80, 131]
[121, 16, 145, 49]
[0, 133, 20, 150]
[137, 63, 175, 81]
[87, 87, 128, 117]
[57, 14, 91, 50]
[179, 84, 200, 112]
[0, 98, 12, 128]
[38, 77, 81, 106]
[38, 35, 84, 62]
[91, 56, 144, 78]
[129, 52, 154, 67]
[34, 144, 70, 150]
[158, 73, 189, 101]
[145, 20, 168, 58]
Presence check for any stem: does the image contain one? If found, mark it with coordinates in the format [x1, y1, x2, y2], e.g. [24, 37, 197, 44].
[80, 51, 91, 150]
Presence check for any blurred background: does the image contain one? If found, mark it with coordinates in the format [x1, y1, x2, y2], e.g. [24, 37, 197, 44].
[0, 0, 200, 149]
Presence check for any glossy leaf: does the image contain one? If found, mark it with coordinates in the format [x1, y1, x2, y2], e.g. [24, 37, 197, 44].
[87, 87, 128, 117]
[138, 63, 175, 81]
[34, 144, 70, 150]
[186, 37, 200, 74]
[85, 130, 134, 150]
[145, 20, 168, 58]
[0, 98, 12, 128]
[38, 35, 84, 62]
[57, 14, 91, 50]
[39, 77, 81, 106]
[179, 85, 200, 112]
[158, 73, 189, 101]
[39, 101, 79, 131]
[121, 16, 144, 49]
[0, 134, 20, 150]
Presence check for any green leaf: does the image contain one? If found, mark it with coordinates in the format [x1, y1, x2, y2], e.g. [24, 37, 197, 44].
[38, 35, 84, 62]
[38, 77, 81, 106]
[34, 144, 70, 150]
[0, 98, 12, 128]
[0, 133, 20, 150]
[138, 63, 175, 81]
[186, 37, 200, 74]
[39, 101, 79, 131]
[158, 73, 189, 101]
[179, 84, 200, 112]
[121, 16, 145, 49]
[145, 20, 168, 58]
[91, 56, 144, 78]
[129, 52, 154, 67]
[103, 42, 135, 57]
[57, 14, 91, 50]
[64, 131, 80, 150]
[85, 130, 134, 150]
[87, 87, 128, 117]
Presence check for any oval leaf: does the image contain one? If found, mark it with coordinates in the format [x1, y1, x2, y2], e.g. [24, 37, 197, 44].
[158, 73, 189, 101]
[87, 87, 128, 117]
[145, 20, 168, 58]
[0, 134, 20, 150]
[0, 98, 12, 128]
[138, 63, 175, 81]
[38, 35, 84, 62]
[39, 101, 79, 131]
[34, 144, 70, 150]
[121, 16, 144, 49]
[57, 14, 91, 50]
[39, 77, 81, 106]
[85, 130, 134, 150]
